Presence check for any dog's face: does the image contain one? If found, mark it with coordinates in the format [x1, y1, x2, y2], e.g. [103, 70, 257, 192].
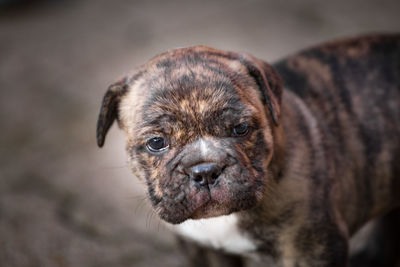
[97, 46, 282, 224]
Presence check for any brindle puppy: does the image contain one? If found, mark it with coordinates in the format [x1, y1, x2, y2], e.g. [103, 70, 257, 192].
[96, 34, 400, 267]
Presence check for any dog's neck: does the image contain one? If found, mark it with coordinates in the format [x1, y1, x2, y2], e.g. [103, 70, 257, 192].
[269, 122, 286, 181]
[238, 90, 314, 223]
[270, 89, 315, 182]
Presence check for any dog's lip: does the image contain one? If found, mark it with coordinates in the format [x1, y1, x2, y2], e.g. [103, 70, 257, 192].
[189, 200, 218, 219]
[188, 187, 234, 220]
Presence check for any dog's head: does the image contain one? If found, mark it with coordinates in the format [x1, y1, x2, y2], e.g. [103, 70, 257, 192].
[97, 46, 282, 224]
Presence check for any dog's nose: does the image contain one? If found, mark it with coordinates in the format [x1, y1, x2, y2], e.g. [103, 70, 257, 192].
[188, 163, 222, 187]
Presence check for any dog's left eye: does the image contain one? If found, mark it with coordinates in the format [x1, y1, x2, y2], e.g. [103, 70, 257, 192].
[233, 123, 249, 136]
[146, 137, 169, 152]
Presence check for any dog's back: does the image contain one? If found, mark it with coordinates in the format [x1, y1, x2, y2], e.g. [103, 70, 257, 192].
[274, 34, 400, 234]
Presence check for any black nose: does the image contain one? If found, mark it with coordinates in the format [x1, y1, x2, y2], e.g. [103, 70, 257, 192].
[188, 163, 222, 187]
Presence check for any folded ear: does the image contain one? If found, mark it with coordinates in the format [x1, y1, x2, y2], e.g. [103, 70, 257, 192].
[96, 77, 129, 147]
[240, 53, 283, 126]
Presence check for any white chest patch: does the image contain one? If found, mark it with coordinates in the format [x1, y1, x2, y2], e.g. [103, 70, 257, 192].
[172, 214, 257, 255]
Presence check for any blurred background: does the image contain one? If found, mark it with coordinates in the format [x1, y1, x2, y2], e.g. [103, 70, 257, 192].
[0, 0, 399, 266]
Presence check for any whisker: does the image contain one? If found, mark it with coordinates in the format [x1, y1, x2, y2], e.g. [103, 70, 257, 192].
[134, 199, 147, 215]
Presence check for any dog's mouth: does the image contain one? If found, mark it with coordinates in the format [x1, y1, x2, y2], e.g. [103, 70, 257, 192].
[161, 185, 230, 224]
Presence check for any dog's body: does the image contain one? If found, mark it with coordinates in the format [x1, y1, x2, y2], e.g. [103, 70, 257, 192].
[97, 34, 400, 266]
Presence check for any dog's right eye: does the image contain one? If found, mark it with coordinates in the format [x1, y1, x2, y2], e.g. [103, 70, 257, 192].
[146, 137, 169, 152]
[233, 122, 249, 137]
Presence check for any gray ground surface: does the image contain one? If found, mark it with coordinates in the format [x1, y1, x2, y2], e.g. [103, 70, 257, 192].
[0, 0, 399, 266]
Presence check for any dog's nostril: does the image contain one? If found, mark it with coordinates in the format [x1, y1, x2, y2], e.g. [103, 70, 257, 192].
[193, 174, 207, 186]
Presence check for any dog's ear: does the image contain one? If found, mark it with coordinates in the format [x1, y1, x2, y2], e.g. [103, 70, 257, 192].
[240, 53, 283, 126]
[96, 77, 129, 147]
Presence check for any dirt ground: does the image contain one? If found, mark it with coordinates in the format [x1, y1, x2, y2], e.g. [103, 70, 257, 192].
[0, 0, 399, 266]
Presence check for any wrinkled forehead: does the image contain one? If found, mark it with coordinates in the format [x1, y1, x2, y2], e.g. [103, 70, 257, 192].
[119, 48, 264, 135]
[143, 65, 239, 121]
[145, 48, 241, 96]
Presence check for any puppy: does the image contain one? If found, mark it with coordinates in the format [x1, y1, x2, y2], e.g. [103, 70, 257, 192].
[96, 34, 400, 267]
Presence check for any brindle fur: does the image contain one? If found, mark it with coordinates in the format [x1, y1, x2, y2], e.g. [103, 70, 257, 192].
[97, 34, 400, 267]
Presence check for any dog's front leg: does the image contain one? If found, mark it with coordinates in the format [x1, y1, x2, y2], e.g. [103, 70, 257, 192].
[177, 237, 245, 267]
[286, 224, 349, 267]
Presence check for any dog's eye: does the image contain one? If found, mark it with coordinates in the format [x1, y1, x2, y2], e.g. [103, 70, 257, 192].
[146, 137, 169, 152]
[233, 123, 249, 136]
